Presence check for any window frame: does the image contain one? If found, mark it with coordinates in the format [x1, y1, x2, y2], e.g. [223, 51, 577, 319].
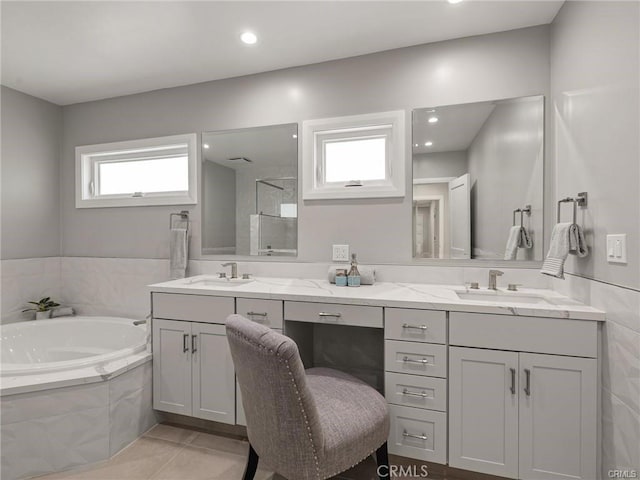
[75, 133, 197, 208]
[302, 110, 405, 200]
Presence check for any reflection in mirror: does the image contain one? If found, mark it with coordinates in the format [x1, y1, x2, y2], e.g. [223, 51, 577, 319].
[412, 95, 543, 261]
[202, 123, 298, 256]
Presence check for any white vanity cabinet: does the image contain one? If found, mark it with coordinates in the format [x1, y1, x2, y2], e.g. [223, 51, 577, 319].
[448, 312, 599, 480]
[384, 308, 448, 464]
[151, 293, 236, 424]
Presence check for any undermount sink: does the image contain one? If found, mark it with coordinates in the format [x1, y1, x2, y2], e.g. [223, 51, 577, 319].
[185, 276, 254, 287]
[455, 290, 552, 305]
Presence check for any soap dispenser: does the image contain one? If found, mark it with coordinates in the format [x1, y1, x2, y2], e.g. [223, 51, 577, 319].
[347, 253, 361, 287]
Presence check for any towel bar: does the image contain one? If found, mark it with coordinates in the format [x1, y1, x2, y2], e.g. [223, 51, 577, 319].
[512, 205, 532, 227]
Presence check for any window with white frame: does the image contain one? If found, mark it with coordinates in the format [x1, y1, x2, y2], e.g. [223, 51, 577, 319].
[75, 133, 197, 208]
[302, 111, 405, 200]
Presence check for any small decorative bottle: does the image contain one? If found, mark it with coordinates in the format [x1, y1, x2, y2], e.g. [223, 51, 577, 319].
[347, 253, 361, 287]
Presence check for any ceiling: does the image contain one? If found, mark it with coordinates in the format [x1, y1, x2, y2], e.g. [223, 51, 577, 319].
[1, 1, 563, 106]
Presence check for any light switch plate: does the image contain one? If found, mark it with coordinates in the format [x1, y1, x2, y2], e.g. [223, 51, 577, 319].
[606, 234, 627, 264]
[332, 244, 350, 262]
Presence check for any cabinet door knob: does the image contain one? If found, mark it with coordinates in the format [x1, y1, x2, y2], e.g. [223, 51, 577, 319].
[524, 368, 531, 396]
[402, 430, 428, 441]
[183, 334, 189, 353]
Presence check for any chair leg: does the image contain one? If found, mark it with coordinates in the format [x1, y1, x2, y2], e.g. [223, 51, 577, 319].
[375, 442, 389, 480]
[242, 443, 259, 480]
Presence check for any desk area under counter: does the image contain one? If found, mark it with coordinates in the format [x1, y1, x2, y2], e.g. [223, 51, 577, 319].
[148, 276, 605, 480]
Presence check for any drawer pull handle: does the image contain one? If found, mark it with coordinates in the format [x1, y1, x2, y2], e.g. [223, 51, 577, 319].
[318, 312, 341, 318]
[191, 334, 197, 353]
[246, 311, 267, 317]
[524, 368, 531, 396]
[183, 334, 189, 353]
[402, 430, 428, 441]
[402, 356, 430, 365]
[402, 388, 428, 398]
[510, 368, 516, 395]
[402, 323, 428, 330]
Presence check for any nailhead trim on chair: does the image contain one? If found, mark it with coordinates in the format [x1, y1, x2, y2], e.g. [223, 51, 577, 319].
[229, 329, 322, 480]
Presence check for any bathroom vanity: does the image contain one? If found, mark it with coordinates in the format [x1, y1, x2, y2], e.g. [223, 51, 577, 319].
[148, 276, 604, 480]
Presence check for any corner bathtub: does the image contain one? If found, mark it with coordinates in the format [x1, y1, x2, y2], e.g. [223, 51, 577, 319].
[0, 317, 156, 480]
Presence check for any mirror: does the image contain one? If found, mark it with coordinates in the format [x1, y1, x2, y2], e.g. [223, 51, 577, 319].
[412, 95, 544, 261]
[202, 123, 298, 256]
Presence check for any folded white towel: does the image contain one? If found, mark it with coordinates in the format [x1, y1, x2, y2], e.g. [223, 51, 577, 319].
[170, 228, 188, 279]
[328, 265, 376, 285]
[541, 223, 588, 278]
[504, 226, 521, 260]
[519, 227, 533, 249]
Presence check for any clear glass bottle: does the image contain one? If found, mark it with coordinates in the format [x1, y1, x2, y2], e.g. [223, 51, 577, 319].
[347, 253, 361, 287]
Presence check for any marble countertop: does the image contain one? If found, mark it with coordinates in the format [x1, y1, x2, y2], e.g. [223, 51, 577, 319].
[149, 276, 605, 321]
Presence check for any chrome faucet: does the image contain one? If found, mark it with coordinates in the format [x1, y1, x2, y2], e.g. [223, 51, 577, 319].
[221, 262, 238, 279]
[488, 270, 504, 290]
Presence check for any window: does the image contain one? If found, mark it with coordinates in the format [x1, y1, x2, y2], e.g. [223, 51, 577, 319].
[302, 111, 405, 200]
[75, 134, 197, 208]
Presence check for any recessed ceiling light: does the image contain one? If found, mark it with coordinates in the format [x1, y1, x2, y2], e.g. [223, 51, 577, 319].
[414, 143, 419, 147]
[292, 134, 298, 139]
[240, 32, 258, 45]
[428, 116, 439, 124]
[447, 0, 463, 4]
[203, 143, 210, 149]
[424, 141, 433, 147]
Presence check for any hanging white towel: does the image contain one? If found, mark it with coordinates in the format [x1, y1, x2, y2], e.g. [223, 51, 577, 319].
[519, 227, 533, 249]
[569, 224, 589, 257]
[504, 226, 521, 260]
[169, 228, 188, 279]
[541, 223, 572, 278]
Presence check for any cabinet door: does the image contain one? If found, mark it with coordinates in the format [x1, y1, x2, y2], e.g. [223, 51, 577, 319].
[152, 319, 192, 415]
[449, 347, 519, 478]
[519, 353, 597, 480]
[191, 322, 235, 424]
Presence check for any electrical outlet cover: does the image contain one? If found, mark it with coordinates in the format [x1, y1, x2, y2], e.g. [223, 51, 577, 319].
[332, 244, 350, 262]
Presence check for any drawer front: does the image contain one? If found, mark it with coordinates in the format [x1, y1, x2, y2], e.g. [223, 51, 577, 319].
[385, 308, 446, 344]
[449, 312, 599, 358]
[385, 372, 447, 412]
[385, 340, 447, 378]
[153, 293, 234, 323]
[284, 301, 383, 328]
[388, 404, 447, 464]
[236, 298, 283, 329]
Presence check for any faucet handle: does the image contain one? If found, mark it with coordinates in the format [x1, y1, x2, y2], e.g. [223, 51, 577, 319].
[217, 272, 227, 278]
[465, 282, 480, 290]
[242, 273, 251, 280]
[508, 283, 522, 291]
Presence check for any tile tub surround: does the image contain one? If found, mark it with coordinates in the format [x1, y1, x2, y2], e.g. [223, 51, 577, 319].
[0, 361, 157, 480]
[1, 257, 62, 324]
[553, 274, 640, 475]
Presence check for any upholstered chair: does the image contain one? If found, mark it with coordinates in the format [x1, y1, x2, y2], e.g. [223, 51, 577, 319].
[226, 314, 390, 480]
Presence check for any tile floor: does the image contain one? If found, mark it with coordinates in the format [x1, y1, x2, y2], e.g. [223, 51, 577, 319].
[35, 423, 433, 480]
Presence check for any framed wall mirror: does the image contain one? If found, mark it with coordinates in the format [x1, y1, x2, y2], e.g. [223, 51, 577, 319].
[201, 123, 298, 257]
[412, 95, 544, 262]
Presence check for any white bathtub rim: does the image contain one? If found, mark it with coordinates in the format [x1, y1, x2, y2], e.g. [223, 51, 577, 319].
[0, 351, 151, 397]
[1, 316, 147, 376]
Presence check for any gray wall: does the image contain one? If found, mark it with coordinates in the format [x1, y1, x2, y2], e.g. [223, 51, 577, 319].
[60, 26, 550, 263]
[551, 1, 639, 290]
[202, 161, 236, 253]
[413, 151, 468, 179]
[468, 98, 544, 260]
[1, 86, 62, 259]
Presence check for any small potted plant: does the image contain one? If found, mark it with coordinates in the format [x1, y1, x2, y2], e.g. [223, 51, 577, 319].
[23, 297, 60, 319]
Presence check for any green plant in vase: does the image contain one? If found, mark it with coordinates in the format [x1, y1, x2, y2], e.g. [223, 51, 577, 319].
[23, 297, 60, 319]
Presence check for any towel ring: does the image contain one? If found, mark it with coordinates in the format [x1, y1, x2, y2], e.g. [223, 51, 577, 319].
[170, 211, 190, 233]
[557, 192, 588, 225]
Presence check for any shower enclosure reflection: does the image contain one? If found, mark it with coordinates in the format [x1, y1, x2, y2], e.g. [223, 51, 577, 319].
[202, 123, 298, 257]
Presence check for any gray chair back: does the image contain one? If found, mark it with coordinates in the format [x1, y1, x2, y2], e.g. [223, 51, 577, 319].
[226, 314, 324, 479]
